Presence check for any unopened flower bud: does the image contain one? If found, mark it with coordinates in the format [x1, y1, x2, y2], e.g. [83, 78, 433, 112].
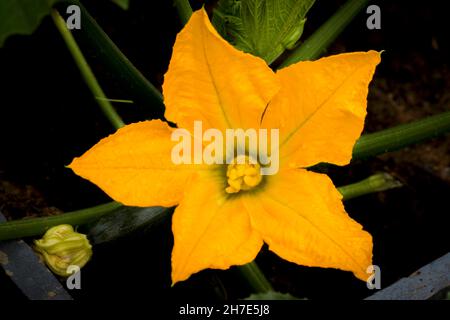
[34, 224, 92, 277]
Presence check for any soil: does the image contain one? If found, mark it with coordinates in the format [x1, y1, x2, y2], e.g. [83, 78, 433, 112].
[0, 0, 448, 300]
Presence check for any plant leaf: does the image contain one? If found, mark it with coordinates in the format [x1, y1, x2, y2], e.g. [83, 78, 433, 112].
[111, 0, 130, 10]
[212, 0, 315, 64]
[0, 0, 59, 47]
[0, 0, 131, 48]
[245, 291, 302, 300]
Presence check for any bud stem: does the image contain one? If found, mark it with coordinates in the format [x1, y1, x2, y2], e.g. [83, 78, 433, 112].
[0, 202, 121, 241]
[338, 173, 402, 201]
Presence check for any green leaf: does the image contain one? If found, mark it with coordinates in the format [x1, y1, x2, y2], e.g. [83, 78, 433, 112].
[174, 0, 193, 25]
[111, 0, 130, 10]
[0, 0, 130, 48]
[0, 0, 59, 47]
[245, 291, 302, 300]
[212, 0, 315, 64]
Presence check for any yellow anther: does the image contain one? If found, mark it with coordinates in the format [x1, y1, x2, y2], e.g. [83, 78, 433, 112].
[225, 155, 262, 194]
[244, 167, 258, 176]
[227, 168, 239, 180]
[236, 165, 246, 176]
[244, 174, 262, 187]
[228, 178, 243, 190]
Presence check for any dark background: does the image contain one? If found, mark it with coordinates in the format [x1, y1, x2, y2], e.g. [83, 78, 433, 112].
[0, 0, 449, 300]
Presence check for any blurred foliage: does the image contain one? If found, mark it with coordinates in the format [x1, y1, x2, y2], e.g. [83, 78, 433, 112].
[0, 0, 130, 47]
[111, 0, 130, 10]
[0, 0, 59, 47]
[245, 291, 301, 300]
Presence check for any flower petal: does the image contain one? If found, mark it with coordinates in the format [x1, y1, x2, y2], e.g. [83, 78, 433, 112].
[243, 168, 372, 281]
[262, 51, 381, 168]
[163, 8, 279, 132]
[69, 120, 200, 207]
[171, 170, 263, 284]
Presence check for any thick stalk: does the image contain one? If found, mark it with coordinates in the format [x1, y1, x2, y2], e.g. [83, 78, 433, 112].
[338, 173, 401, 200]
[0, 202, 121, 241]
[353, 111, 450, 160]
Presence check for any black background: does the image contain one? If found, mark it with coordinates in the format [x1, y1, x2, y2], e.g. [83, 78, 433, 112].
[0, 0, 449, 300]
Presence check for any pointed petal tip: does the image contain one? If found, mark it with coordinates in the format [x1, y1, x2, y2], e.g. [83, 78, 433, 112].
[369, 49, 382, 62]
[354, 265, 373, 282]
[66, 158, 77, 170]
[171, 269, 188, 287]
[163, 6, 279, 132]
[65, 120, 194, 207]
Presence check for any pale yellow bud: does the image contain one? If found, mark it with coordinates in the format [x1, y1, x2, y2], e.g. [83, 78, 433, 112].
[34, 224, 92, 277]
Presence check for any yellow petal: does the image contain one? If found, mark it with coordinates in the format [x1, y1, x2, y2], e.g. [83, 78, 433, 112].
[163, 8, 279, 132]
[69, 120, 200, 207]
[171, 171, 263, 284]
[262, 51, 381, 168]
[243, 168, 373, 281]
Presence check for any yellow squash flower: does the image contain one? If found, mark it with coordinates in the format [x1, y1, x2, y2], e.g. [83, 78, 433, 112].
[69, 9, 381, 284]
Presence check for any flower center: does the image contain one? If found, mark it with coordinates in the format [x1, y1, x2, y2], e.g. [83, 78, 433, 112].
[225, 155, 262, 194]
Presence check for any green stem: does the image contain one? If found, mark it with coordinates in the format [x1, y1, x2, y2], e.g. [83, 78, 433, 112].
[0, 172, 401, 242]
[51, 10, 125, 130]
[0, 202, 121, 242]
[174, 0, 193, 26]
[338, 173, 402, 200]
[62, 1, 165, 118]
[238, 261, 274, 293]
[353, 111, 450, 160]
[279, 0, 369, 67]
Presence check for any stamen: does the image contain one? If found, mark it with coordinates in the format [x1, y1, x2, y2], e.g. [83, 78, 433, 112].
[225, 155, 262, 194]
